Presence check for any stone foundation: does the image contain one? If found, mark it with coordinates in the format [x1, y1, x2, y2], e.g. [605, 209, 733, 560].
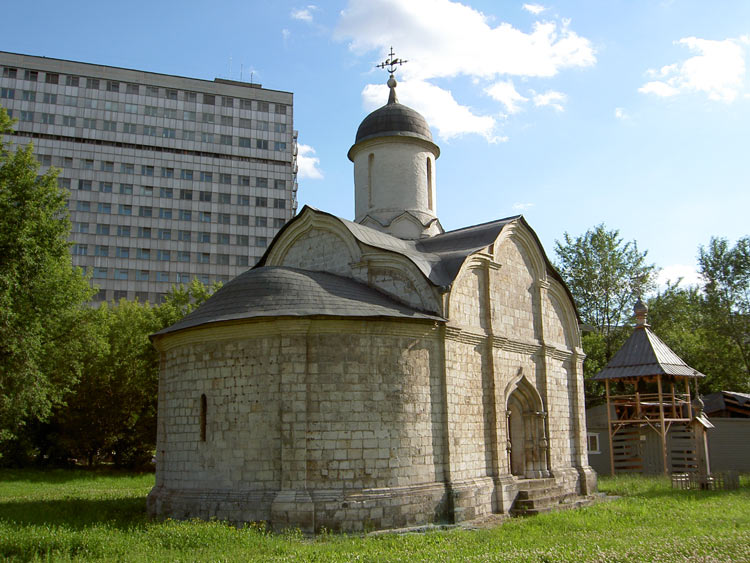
[148, 471, 594, 533]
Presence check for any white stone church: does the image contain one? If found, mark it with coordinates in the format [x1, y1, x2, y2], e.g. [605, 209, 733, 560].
[147, 68, 596, 532]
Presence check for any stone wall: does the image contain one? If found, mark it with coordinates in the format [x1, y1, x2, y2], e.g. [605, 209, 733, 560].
[148, 318, 453, 532]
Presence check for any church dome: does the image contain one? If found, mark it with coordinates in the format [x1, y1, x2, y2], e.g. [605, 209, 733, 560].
[355, 101, 434, 145]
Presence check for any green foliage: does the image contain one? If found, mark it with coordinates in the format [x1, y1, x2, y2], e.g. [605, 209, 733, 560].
[647, 281, 745, 393]
[8, 281, 222, 468]
[1, 469, 749, 561]
[554, 224, 656, 402]
[155, 277, 223, 328]
[699, 237, 750, 389]
[0, 107, 93, 442]
[47, 301, 163, 468]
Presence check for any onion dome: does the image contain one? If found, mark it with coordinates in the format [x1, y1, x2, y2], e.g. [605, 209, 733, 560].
[351, 74, 437, 150]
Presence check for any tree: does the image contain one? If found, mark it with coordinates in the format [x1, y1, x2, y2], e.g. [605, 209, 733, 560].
[0, 107, 93, 442]
[28, 280, 221, 468]
[50, 301, 161, 468]
[646, 282, 743, 394]
[555, 224, 657, 402]
[698, 236, 750, 390]
[155, 277, 223, 328]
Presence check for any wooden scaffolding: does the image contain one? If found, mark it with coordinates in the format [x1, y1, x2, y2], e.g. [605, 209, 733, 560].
[593, 300, 710, 476]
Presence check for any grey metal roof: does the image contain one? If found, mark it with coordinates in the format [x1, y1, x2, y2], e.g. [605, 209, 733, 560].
[593, 325, 706, 380]
[260, 206, 565, 290]
[153, 266, 444, 337]
[702, 391, 750, 415]
[353, 102, 434, 146]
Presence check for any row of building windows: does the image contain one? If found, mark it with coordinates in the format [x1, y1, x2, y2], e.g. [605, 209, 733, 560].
[2, 67, 287, 113]
[70, 201, 285, 222]
[76, 247, 259, 266]
[92, 282, 232, 304]
[73, 221, 281, 237]
[51, 164, 286, 188]
[66, 181, 286, 204]
[0, 90, 288, 131]
[73, 222, 279, 241]
[7, 109, 288, 149]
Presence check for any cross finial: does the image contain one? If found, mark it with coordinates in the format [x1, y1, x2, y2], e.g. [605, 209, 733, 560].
[376, 47, 408, 75]
[376, 47, 407, 104]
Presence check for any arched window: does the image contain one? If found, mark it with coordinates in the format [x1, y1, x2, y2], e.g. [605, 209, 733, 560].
[427, 157, 433, 211]
[200, 394, 207, 442]
[367, 153, 374, 208]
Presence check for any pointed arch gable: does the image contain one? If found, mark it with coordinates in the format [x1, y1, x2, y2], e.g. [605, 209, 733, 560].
[261, 207, 362, 275]
[504, 371, 544, 412]
[492, 221, 546, 283]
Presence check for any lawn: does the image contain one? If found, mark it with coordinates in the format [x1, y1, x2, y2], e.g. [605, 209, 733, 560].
[0, 469, 748, 562]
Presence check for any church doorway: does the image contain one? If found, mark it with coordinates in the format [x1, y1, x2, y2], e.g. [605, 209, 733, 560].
[508, 393, 527, 476]
[505, 376, 550, 478]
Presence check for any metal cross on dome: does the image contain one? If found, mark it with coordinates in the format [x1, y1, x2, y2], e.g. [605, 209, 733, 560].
[376, 47, 408, 75]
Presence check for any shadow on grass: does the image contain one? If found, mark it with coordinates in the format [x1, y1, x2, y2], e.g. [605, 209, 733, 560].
[0, 496, 148, 529]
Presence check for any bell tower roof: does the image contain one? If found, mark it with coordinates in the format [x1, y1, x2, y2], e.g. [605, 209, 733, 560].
[349, 49, 438, 159]
[354, 97, 435, 146]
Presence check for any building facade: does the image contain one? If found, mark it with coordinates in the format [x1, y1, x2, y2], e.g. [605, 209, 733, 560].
[0, 51, 296, 303]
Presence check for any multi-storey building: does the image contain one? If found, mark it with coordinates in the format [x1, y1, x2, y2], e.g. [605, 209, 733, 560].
[0, 51, 297, 303]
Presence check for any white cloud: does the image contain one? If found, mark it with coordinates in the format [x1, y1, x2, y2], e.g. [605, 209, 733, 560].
[657, 264, 702, 288]
[512, 202, 534, 212]
[281, 28, 290, 42]
[334, 0, 595, 142]
[532, 89, 566, 111]
[638, 81, 679, 97]
[485, 80, 528, 114]
[523, 4, 546, 15]
[297, 144, 324, 180]
[336, 1, 594, 81]
[640, 36, 747, 102]
[291, 5, 317, 23]
[362, 80, 501, 141]
[614, 107, 630, 120]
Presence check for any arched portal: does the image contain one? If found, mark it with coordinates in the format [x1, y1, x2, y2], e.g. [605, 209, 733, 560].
[505, 375, 550, 478]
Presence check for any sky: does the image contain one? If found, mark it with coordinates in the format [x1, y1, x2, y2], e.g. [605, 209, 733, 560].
[4, 0, 750, 289]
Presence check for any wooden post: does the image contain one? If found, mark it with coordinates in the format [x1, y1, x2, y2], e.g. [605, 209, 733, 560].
[606, 379, 615, 476]
[671, 383, 677, 418]
[657, 375, 668, 475]
[635, 387, 641, 419]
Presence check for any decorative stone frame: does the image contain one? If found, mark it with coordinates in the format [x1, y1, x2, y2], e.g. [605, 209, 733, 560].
[503, 372, 550, 479]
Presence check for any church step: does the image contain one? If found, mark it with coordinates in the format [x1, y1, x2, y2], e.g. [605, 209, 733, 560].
[516, 486, 563, 501]
[513, 478, 556, 491]
[513, 496, 559, 510]
[510, 506, 554, 517]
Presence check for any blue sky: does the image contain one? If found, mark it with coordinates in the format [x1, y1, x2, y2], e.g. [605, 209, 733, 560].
[4, 0, 750, 287]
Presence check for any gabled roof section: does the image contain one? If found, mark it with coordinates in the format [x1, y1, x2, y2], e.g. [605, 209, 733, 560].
[593, 325, 706, 381]
[702, 391, 750, 417]
[153, 266, 444, 338]
[258, 207, 569, 296]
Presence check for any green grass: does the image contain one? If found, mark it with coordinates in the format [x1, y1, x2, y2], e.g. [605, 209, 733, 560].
[1, 470, 748, 562]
